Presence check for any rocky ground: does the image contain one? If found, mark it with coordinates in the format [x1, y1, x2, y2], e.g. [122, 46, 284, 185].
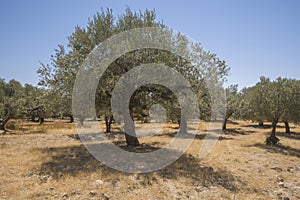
[0, 120, 299, 199]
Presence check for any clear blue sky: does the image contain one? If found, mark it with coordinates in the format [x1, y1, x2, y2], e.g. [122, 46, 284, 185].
[0, 0, 299, 89]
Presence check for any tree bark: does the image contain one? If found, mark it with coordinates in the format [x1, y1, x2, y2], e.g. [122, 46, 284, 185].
[105, 115, 113, 133]
[39, 117, 44, 124]
[222, 117, 228, 130]
[0, 113, 11, 131]
[30, 106, 41, 122]
[270, 120, 277, 138]
[69, 116, 74, 123]
[266, 119, 279, 145]
[284, 121, 290, 134]
[222, 113, 233, 131]
[37, 108, 45, 124]
[124, 115, 139, 146]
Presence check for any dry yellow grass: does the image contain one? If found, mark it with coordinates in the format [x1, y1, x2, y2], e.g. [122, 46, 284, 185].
[0, 120, 299, 199]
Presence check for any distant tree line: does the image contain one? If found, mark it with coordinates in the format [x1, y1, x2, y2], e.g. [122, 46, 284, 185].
[0, 78, 70, 130]
[0, 79, 40, 130]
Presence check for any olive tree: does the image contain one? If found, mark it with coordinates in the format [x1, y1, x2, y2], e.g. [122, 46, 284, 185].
[38, 7, 229, 146]
[222, 84, 240, 130]
[248, 77, 300, 145]
[0, 79, 41, 130]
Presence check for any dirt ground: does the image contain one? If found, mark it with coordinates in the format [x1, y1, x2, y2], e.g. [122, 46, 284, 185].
[0, 120, 299, 200]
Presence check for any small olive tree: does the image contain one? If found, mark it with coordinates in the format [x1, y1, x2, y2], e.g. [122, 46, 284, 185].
[248, 77, 300, 145]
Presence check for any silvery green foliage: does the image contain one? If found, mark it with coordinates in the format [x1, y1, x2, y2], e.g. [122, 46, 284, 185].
[38, 8, 229, 123]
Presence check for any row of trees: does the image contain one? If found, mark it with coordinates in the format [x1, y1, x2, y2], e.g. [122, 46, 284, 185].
[0, 79, 42, 130]
[1, 7, 299, 146]
[224, 77, 300, 144]
[0, 79, 78, 130]
[2, 76, 298, 144]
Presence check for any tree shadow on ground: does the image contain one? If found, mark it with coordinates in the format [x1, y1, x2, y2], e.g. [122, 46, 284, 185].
[250, 143, 300, 158]
[277, 132, 300, 141]
[242, 124, 285, 129]
[34, 143, 242, 192]
[68, 130, 234, 141]
[0, 129, 16, 135]
[67, 129, 126, 140]
[156, 131, 234, 141]
[223, 128, 256, 136]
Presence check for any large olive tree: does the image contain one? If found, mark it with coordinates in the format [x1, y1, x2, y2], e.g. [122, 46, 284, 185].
[38, 8, 229, 146]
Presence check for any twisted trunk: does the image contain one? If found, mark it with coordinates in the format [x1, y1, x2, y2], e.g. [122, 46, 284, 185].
[266, 119, 279, 145]
[39, 117, 44, 124]
[105, 115, 113, 133]
[222, 113, 233, 131]
[69, 116, 74, 123]
[124, 115, 139, 146]
[0, 112, 11, 131]
[284, 121, 290, 134]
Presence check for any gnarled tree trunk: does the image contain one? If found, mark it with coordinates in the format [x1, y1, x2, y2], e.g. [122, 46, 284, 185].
[39, 117, 44, 124]
[105, 115, 113, 133]
[32, 106, 46, 124]
[266, 119, 279, 145]
[69, 116, 74, 123]
[284, 121, 290, 134]
[0, 112, 11, 131]
[124, 115, 139, 146]
[222, 113, 233, 131]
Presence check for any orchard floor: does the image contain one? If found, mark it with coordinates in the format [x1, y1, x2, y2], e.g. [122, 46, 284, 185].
[0, 120, 300, 200]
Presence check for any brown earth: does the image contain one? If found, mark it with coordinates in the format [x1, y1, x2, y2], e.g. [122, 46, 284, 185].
[0, 120, 299, 199]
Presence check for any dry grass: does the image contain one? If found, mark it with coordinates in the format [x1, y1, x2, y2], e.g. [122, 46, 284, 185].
[5, 120, 76, 135]
[1, 120, 300, 199]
